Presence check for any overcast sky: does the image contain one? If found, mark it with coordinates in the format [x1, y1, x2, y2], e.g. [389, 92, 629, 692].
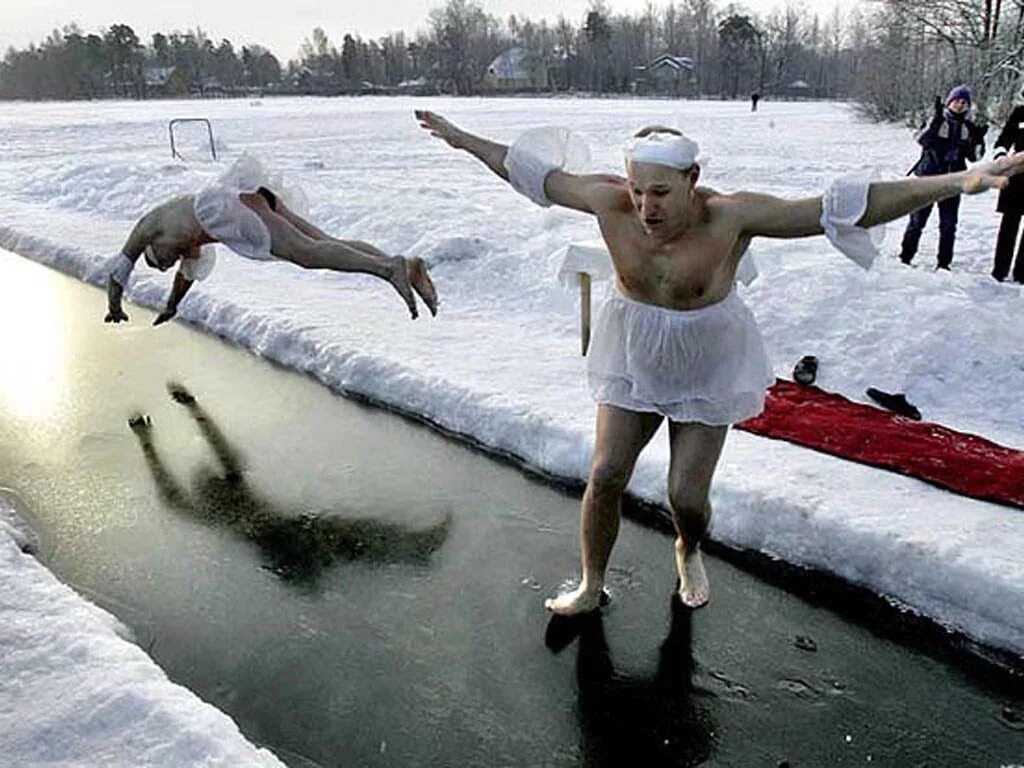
[1, 0, 849, 63]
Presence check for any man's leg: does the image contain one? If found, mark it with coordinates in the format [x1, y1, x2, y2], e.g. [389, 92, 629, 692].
[899, 204, 932, 264]
[992, 213, 1021, 281]
[251, 194, 437, 316]
[666, 421, 728, 608]
[545, 404, 663, 615]
[936, 194, 961, 270]
[239, 194, 422, 318]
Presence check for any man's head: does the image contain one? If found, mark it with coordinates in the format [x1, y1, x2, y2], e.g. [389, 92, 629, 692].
[624, 126, 701, 236]
[946, 84, 972, 114]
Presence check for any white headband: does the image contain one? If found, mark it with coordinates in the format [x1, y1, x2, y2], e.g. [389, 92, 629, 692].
[624, 132, 700, 170]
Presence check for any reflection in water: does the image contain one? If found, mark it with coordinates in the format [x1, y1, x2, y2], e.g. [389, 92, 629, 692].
[129, 383, 451, 586]
[547, 599, 715, 767]
[0, 254, 66, 423]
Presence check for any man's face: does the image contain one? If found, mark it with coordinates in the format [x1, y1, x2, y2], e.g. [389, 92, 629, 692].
[948, 97, 969, 114]
[627, 161, 696, 235]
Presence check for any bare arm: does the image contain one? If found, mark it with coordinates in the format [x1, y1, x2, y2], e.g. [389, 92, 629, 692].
[153, 269, 193, 326]
[415, 109, 510, 182]
[858, 153, 1024, 227]
[734, 152, 1024, 238]
[105, 211, 161, 323]
[415, 109, 624, 215]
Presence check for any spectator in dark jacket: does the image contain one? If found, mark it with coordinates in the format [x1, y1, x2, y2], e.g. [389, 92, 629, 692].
[991, 97, 1024, 283]
[899, 84, 987, 270]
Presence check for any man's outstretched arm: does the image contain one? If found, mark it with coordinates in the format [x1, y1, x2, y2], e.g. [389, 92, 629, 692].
[415, 110, 623, 215]
[105, 211, 160, 323]
[857, 152, 1024, 226]
[734, 152, 1024, 239]
[153, 270, 193, 326]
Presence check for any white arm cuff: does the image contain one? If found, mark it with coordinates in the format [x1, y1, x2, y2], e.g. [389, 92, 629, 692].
[505, 143, 558, 207]
[179, 245, 217, 282]
[502, 126, 591, 208]
[820, 176, 883, 270]
[108, 253, 136, 287]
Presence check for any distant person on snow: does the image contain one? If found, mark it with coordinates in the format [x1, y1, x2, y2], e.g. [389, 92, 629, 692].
[990, 94, 1024, 283]
[898, 85, 987, 270]
[416, 108, 1024, 616]
[751, 92, 760, 112]
[103, 156, 437, 326]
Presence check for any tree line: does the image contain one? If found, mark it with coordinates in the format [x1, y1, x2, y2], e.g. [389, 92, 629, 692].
[2, 0, 1021, 123]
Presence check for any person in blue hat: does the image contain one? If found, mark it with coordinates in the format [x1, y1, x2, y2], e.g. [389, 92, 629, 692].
[898, 85, 987, 270]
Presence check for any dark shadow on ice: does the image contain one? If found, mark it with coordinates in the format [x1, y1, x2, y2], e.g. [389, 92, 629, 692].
[128, 383, 451, 587]
[548, 597, 715, 767]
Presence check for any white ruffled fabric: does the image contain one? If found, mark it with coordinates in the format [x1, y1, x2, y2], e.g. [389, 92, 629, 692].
[107, 253, 135, 287]
[587, 287, 775, 425]
[820, 176, 883, 269]
[193, 155, 307, 261]
[503, 127, 591, 207]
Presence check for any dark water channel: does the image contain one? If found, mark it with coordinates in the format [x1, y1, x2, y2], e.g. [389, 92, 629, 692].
[1, 251, 1021, 767]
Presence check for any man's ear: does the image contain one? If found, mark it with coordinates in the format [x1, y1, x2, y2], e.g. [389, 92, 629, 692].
[689, 165, 701, 185]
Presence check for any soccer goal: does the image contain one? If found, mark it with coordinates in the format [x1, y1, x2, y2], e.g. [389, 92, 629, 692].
[168, 118, 217, 161]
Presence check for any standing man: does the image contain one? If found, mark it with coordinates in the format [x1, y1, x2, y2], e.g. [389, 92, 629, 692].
[991, 97, 1024, 283]
[416, 109, 1023, 614]
[898, 85, 987, 270]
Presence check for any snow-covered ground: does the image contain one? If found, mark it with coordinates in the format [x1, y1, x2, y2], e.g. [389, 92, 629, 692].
[0, 491, 285, 766]
[0, 96, 1022, 763]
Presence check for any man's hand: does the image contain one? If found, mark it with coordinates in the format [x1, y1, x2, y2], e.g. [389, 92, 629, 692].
[168, 382, 196, 405]
[153, 308, 176, 326]
[934, 95, 944, 115]
[104, 305, 129, 323]
[962, 151, 1024, 195]
[415, 110, 465, 150]
[128, 413, 152, 433]
[105, 276, 129, 323]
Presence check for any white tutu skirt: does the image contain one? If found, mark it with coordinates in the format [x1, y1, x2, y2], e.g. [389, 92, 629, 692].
[193, 155, 307, 262]
[587, 286, 775, 425]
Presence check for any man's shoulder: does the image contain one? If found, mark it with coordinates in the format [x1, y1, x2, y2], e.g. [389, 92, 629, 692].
[699, 188, 753, 231]
[703, 187, 751, 213]
[588, 175, 631, 213]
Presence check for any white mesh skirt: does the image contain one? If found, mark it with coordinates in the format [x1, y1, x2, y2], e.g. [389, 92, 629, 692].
[587, 286, 775, 425]
[193, 155, 307, 262]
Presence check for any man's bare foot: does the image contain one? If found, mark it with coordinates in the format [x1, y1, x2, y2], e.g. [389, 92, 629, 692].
[675, 540, 710, 608]
[389, 257, 418, 319]
[407, 257, 438, 316]
[544, 583, 607, 615]
[167, 383, 196, 405]
[128, 413, 152, 433]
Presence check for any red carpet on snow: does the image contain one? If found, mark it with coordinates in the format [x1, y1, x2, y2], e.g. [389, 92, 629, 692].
[735, 379, 1024, 511]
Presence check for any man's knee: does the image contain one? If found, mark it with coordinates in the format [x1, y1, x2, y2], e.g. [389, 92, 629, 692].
[587, 456, 633, 498]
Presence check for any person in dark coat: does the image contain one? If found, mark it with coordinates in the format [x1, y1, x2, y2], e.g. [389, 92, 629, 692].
[991, 97, 1024, 282]
[899, 84, 987, 270]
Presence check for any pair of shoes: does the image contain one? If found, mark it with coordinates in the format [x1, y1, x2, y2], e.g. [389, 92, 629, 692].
[793, 355, 818, 385]
[936, 264, 951, 271]
[865, 388, 922, 420]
